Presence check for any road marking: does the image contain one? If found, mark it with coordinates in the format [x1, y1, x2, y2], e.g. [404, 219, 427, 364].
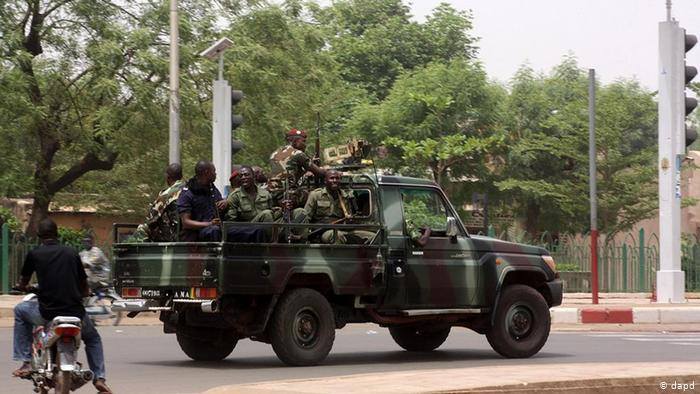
[669, 342, 700, 346]
[625, 338, 700, 342]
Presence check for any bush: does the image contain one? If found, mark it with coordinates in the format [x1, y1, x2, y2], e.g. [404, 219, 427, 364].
[555, 262, 582, 272]
[0, 207, 20, 233]
[58, 227, 88, 250]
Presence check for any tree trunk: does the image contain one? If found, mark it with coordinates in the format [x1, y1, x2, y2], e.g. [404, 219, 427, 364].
[525, 202, 540, 236]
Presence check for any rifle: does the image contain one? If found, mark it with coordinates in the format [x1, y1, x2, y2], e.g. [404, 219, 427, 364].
[283, 169, 292, 243]
[314, 112, 321, 166]
[313, 112, 322, 188]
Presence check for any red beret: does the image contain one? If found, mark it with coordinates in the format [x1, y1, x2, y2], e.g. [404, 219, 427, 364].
[286, 128, 307, 138]
[229, 169, 239, 182]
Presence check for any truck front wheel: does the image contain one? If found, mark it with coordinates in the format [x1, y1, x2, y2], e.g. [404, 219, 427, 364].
[176, 326, 238, 361]
[270, 288, 335, 366]
[486, 284, 550, 358]
[389, 325, 450, 352]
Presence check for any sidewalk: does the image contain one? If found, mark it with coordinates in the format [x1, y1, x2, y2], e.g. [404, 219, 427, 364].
[552, 292, 700, 324]
[204, 363, 700, 394]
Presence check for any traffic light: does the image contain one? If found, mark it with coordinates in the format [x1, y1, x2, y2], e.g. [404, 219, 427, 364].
[231, 139, 244, 154]
[231, 90, 244, 130]
[680, 30, 697, 148]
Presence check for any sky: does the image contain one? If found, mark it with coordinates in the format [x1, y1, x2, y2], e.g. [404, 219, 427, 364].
[409, 0, 700, 91]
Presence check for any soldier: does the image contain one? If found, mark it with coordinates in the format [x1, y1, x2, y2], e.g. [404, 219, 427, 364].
[304, 170, 375, 244]
[178, 161, 265, 242]
[269, 128, 325, 185]
[129, 163, 185, 242]
[226, 166, 275, 223]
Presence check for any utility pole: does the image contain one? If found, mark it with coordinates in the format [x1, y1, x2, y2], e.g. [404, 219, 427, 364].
[588, 69, 599, 304]
[168, 0, 180, 164]
[657, 0, 697, 303]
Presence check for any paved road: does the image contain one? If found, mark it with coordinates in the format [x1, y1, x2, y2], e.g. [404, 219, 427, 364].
[1, 324, 699, 393]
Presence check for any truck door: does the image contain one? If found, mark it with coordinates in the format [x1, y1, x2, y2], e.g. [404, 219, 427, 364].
[399, 187, 478, 308]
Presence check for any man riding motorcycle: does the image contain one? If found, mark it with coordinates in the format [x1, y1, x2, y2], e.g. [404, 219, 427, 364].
[12, 219, 113, 394]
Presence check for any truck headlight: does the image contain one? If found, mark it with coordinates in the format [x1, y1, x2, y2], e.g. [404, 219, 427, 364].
[542, 255, 556, 272]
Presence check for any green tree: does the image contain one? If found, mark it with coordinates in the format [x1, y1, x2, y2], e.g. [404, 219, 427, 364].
[313, 0, 477, 100]
[497, 57, 657, 235]
[348, 59, 504, 191]
[0, 0, 221, 231]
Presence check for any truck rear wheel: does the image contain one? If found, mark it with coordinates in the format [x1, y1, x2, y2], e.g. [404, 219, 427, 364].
[176, 327, 238, 361]
[389, 325, 450, 352]
[486, 284, 550, 358]
[270, 288, 335, 366]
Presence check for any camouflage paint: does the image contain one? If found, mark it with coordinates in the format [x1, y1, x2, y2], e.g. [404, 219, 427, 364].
[113, 174, 561, 322]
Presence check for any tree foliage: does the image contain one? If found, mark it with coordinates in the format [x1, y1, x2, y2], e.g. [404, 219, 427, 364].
[0, 0, 664, 239]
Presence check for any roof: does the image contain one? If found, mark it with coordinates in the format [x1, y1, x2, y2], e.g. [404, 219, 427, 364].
[341, 172, 438, 187]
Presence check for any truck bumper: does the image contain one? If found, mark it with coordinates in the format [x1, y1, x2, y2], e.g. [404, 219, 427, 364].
[112, 299, 170, 312]
[547, 279, 563, 307]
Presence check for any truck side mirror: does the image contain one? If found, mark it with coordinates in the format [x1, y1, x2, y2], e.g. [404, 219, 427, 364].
[446, 217, 459, 241]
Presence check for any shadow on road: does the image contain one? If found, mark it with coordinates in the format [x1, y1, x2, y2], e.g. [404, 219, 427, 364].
[129, 349, 571, 370]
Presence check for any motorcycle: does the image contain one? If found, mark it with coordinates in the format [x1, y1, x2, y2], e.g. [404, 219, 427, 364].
[20, 294, 94, 394]
[84, 285, 124, 326]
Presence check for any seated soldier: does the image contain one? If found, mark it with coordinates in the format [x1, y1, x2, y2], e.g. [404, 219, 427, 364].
[226, 166, 275, 223]
[304, 170, 375, 244]
[129, 163, 185, 242]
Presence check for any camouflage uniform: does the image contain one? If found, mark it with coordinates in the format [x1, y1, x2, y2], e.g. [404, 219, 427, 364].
[269, 145, 312, 186]
[130, 180, 185, 242]
[226, 185, 275, 222]
[304, 187, 375, 244]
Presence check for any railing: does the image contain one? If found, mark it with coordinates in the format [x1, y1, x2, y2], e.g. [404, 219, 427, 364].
[480, 226, 700, 292]
[1, 223, 112, 293]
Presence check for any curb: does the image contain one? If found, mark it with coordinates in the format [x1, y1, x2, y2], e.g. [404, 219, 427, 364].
[551, 306, 700, 324]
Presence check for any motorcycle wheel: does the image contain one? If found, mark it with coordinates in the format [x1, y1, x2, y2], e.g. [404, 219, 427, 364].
[55, 369, 71, 394]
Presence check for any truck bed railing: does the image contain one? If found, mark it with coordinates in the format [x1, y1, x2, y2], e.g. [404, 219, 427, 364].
[112, 222, 384, 245]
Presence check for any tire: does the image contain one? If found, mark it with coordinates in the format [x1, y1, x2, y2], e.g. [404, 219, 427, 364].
[176, 327, 238, 361]
[389, 325, 451, 352]
[269, 288, 335, 366]
[55, 369, 71, 394]
[486, 284, 551, 358]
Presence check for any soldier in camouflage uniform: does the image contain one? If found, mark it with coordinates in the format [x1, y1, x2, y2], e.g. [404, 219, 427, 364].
[129, 163, 185, 242]
[226, 166, 276, 223]
[304, 170, 375, 244]
[269, 128, 325, 184]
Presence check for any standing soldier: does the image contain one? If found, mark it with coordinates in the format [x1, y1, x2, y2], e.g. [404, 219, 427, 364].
[129, 163, 185, 242]
[226, 166, 275, 223]
[269, 128, 325, 186]
[304, 170, 375, 244]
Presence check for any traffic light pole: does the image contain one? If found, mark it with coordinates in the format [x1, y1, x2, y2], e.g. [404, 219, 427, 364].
[657, 18, 686, 303]
[212, 52, 232, 196]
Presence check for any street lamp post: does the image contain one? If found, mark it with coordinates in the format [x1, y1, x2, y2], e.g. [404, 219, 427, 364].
[201, 38, 234, 195]
[168, 0, 180, 164]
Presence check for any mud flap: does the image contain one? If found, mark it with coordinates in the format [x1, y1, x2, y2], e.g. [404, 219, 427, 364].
[56, 340, 77, 371]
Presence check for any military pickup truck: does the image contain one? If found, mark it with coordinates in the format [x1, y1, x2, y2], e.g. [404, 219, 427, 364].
[112, 174, 562, 366]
